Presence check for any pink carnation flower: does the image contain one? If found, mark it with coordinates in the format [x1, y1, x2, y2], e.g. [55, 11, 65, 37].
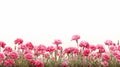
[53, 39, 62, 45]
[3, 46, 12, 53]
[90, 45, 96, 51]
[0, 53, 5, 60]
[24, 53, 33, 61]
[0, 41, 6, 48]
[4, 59, 15, 67]
[109, 45, 117, 51]
[26, 42, 34, 50]
[9, 51, 19, 59]
[46, 46, 55, 53]
[14, 38, 23, 45]
[0, 59, 3, 65]
[71, 35, 80, 41]
[102, 53, 110, 61]
[19, 44, 27, 50]
[35, 60, 44, 67]
[30, 59, 36, 66]
[61, 61, 68, 67]
[104, 40, 113, 46]
[79, 41, 89, 48]
[101, 61, 108, 67]
[83, 49, 90, 56]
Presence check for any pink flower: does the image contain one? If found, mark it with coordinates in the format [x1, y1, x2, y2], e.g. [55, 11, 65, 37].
[71, 35, 80, 41]
[61, 61, 68, 67]
[90, 45, 96, 51]
[24, 53, 33, 61]
[24, 49, 33, 54]
[0, 59, 3, 65]
[35, 45, 46, 53]
[35, 60, 44, 67]
[9, 51, 18, 59]
[102, 53, 110, 61]
[114, 52, 120, 61]
[3, 46, 12, 53]
[57, 46, 63, 50]
[79, 41, 89, 48]
[30, 59, 36, 66]
[34, 45, 46, 55]
[118, 45, 120, 51]
[19, 44, 27, 50]
[96, 44, 105, 53]
[53, 39, 62, 45]
[0, 53, 5, 60]
[99, 48, 105, 53]
[112, 42, 116, 46]
[101, 61, 108, 67]
[14, 38, 23, 45]
[97, 44, 104, 49]
[64, 47, 74, 54]
[0, 41, 6, 48]
[92, 52, 101, 58]
[4, 59, 15, 67]
[83, 49, 90, 56]
[57, 52, 61, 56]
[44, 53, 50, 58]
[26, 42, 34, 50]
[46, 46, 55, 53]
[112, 51, 120, 61]
[52, 57, 55, 61]
[104, 40, 113, 46]
[109, 45, 117, 51]
[73, 48, 79, 55]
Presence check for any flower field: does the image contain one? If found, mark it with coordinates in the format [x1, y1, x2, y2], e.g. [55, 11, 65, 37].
[0, 35, 120, 67]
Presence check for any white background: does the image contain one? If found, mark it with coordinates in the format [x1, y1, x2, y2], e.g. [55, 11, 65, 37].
[0, 0, 120, 48]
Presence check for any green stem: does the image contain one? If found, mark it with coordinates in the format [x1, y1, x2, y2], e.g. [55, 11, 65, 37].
[55, 50, 57, 62]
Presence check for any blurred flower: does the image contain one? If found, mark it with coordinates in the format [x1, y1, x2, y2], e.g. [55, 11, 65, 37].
[36, 45, 46, 52]
[118, 45, 120, 51]
[73, 47, 79, 55]
[61, 61, 68, 67]
[46, 46, 55, 53]
[26, 42, 34, 50]
[14, 38, 23, 45]
[109, 45, 117, 51]
[35, 60, 44, 67]
[53, 39, 62, 45]
[97, 44, 104, 49]
[44, 53, 50, 58]
[3, 46, 12, 53]
[102, 53, 110, 61]
[83, 49, 90, 56]
[64, 47, 74, 54]
[19, 44, 27, 50]
[71, 35, 80, 41]
[0, 59, 3, 65]
[24, 53, 33, 61]
[79, 41, 89, 48]
[0, 53, 5, 60]
[30, 59, 36, 66]
[101, 61, 108, 67]
[4, 59, 15, 67]
[90, 45, 96, 51]
[97, 44, 105, 53]
[0, 41, 6, 48]
[104, 40, 113, 46]
[9, 51, 19, 59]
[57, 46, 63, 50]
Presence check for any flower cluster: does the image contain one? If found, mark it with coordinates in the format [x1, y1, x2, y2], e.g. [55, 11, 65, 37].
[0, 35, 120, 67]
